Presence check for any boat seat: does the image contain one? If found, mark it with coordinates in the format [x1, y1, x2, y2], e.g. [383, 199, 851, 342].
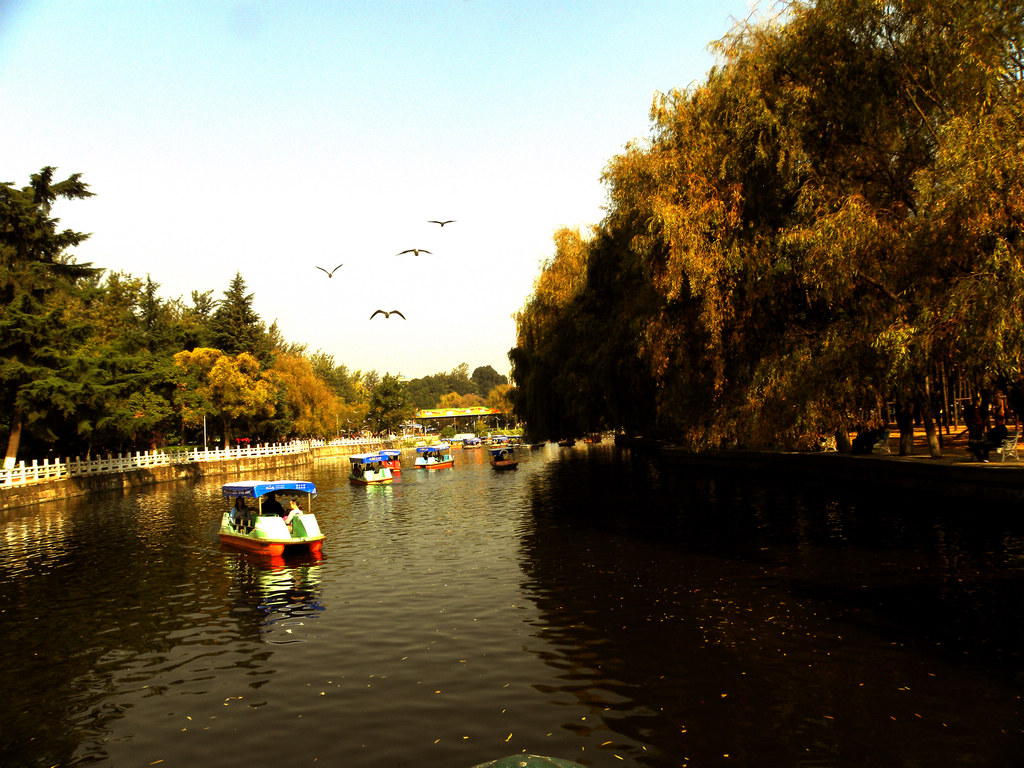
[999, 430, 1019, 462]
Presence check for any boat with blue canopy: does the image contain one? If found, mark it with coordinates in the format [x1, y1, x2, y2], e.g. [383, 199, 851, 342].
[219, 480, 324, 557]
[349, 453, 394, 484]
[415, 443, 454, 469]
[488, 445, 518, 470]
[379, 448, 402, 474]
[462, 436, 482, 449]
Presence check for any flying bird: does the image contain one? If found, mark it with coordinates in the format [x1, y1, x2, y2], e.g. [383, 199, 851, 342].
[315, 263, 344, 277]
[428, 220, 455, 227]
[397, 248, 431, 256]
[370, 309, 406, 320]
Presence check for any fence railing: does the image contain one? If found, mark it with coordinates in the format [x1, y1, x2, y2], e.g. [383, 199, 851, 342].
[0, 437, 381, 488]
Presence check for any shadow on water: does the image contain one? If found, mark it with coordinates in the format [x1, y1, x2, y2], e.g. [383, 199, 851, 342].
[2, 447, 1022, 767]
[517, 445, 1024, 766]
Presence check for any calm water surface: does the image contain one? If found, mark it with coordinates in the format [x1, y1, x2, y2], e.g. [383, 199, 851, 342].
[1, 444, 1022, 767]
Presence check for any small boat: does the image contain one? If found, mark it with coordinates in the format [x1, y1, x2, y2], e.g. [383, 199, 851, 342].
[415, 443, 454, 469]
[557, 438, 576, 447]
[584, 433, 602, 443]
[488, 445, 518, 470]
[349, 453, 394, 484]
[462, 437, 482, 449]
[219, 480, 324, 557]
[379, 448, 402, 474]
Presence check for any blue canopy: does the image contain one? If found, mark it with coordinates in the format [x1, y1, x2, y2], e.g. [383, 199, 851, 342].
[463, 437, 481, 444]
[350, 452, 385, 463]
[417, 444, 450, 453]
[488, 446, 514, 455]
[379, 449, 401, 458]
[221, 480, 316, 499]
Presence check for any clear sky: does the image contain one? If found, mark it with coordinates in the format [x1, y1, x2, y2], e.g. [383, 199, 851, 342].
[2, 0, 756, 380]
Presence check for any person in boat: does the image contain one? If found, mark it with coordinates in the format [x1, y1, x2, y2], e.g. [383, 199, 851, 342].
[263, 492, 285, 518]
[283, 498, 301, 533]
[231, 497, 253, 531]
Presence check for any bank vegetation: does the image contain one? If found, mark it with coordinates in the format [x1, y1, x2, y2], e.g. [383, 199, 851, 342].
[510, 0, 1024, 455]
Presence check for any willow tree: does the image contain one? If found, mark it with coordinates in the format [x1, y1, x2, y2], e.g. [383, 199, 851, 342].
[513, 0, 1024, 452]
[510, 227, 594, 440]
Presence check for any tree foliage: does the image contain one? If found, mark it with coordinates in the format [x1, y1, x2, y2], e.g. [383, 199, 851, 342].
[367, 373, 414, 435]
[0, 167, 98, 463]
[511, 0, 1024, 453]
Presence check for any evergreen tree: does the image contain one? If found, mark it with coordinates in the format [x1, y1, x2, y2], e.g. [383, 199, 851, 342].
[367, 374, 413, 435]
[0, 167, 99, 465]
[210, 272, 271, 362]
[471, 365, 507, 397]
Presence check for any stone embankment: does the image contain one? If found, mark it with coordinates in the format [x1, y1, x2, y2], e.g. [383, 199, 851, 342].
[0, 441, 382, 511]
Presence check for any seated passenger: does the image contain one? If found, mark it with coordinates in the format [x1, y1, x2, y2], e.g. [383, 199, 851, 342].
[283, 498, 301, 533]
[231, 497, 252, 531]
[263, 492, 285, 517]
[970, 415, 1008, 462]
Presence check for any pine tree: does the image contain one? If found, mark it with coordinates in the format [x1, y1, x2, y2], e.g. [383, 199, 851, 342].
[0, 167, 99, 466]
[210, 272, 271, 363]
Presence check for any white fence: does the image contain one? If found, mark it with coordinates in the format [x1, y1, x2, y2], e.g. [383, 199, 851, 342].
[0, 437, 379, 488]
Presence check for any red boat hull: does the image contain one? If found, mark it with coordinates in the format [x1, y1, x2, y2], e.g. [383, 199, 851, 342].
[219, 532, 323, 557]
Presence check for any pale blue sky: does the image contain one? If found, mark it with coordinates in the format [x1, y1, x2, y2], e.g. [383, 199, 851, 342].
[2, 1, 757, 379]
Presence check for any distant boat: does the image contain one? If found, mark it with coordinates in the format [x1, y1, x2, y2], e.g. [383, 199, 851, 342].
[379, 448, 402, 474]
[219, 480, 324, 558]
[488, 445, 518, 470]
[415, 444, 454, 469]
[462, 437, 482, 449]
[557, 438, 576, 447]
[349, 453, 394, 484]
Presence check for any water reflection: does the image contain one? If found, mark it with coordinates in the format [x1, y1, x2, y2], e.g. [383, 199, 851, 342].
[517, 448, 1024, 766]
[1, 448, 1022, 767]
[222, 553, 326, 644]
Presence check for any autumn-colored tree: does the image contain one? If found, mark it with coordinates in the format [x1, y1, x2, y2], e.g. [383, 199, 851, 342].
[270, 352, 341, 438]
[173, 348, 275, 447]
[512, 0, 1024, 453]
[207, 352, 276, 446]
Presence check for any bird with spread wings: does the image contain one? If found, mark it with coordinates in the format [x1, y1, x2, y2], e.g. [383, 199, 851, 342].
[428, 220, 455, 227]
[315, 263, 343, 277]
[397, 248, 431, 256]
[370, 309, 406, 320]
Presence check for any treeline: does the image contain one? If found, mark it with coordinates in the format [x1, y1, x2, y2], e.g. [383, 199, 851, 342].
[511, 0, 1024, 454]
[0, 169, 509, 461]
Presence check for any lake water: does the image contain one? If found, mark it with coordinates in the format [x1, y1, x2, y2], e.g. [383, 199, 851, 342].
[1, 443, 1022, 767]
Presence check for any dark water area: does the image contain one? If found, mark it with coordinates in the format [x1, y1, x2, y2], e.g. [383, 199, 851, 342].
[1, 444, 1021, 767]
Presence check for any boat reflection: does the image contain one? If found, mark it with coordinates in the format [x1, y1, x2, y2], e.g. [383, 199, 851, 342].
[223, 550, 326, 643]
